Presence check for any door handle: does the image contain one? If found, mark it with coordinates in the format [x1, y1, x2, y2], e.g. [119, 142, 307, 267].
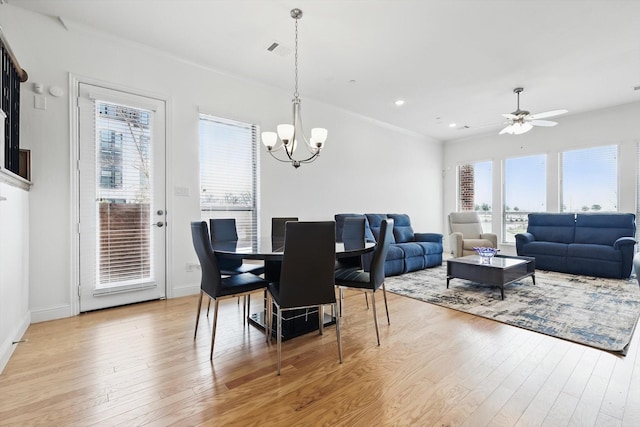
[153, 221, 165, 227]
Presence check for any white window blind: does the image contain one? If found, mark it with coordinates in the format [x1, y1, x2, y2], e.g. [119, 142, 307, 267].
[199, 114, 258, 246]
[95, 102, 153, 286]
[561, 145, 617, 212]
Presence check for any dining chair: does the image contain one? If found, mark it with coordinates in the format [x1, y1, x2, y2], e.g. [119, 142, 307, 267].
[191, 221, 269, 360]
[335, 216, 370, 309]
[335, 218, 394, 345]
[209, 218, 265, 321]
[209, 218, 265, 276]
[266, 221, 342, 375]
[336, 216, 366, 269]
[271, 217, 298, 249]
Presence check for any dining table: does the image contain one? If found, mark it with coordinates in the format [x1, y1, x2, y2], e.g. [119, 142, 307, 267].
[213, 237, 376, 340]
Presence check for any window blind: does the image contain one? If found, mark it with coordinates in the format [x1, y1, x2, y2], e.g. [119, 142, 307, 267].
[199, 114, 258, 247]
[95, 101, 153, 286]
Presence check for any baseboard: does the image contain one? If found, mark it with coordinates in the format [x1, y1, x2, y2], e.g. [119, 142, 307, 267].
[0, 311, 30, 374]
[29, 304, 74, 323]
[171, 282, 200, 298]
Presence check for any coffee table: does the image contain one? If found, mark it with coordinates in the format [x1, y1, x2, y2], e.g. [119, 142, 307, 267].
[446, 254, 535, 299]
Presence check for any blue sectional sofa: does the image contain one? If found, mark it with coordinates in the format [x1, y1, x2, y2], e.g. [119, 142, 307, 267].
[515, 213, 636, 279]
[335, 213, 443, 277]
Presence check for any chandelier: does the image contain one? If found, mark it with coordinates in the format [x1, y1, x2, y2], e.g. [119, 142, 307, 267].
[261, 8, 327, 169]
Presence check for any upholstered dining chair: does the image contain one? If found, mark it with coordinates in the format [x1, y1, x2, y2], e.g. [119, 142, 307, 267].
[209, 218, 265, 276]
[335, 218, 394, 346]
[266, 221, 342, 375]
[191, 221, 269, 360]
[335, 216, 367, 270]
[209, 218, 265, 320]
[448, 211, 498, 258]
[271, 217, 298, 250]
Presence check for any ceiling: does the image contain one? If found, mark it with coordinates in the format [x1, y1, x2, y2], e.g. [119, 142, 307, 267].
[8, 0, 640, 141]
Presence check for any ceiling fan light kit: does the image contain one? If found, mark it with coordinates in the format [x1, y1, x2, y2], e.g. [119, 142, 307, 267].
[499, 87, 568, 135]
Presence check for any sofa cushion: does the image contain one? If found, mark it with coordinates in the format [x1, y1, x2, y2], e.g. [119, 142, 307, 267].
[395, 242, 426, 272]
[334, 213, 376, 242]
[384, 245, 405, 276]
[567, 243, 622, 262]
[387, 213, 415, 243]
[528, 213, 576, 243]
[574, 213, 636, 246]
[521, 241, 568, 257]
[365, 214, 396, 244]
[414, 241, 442, 255]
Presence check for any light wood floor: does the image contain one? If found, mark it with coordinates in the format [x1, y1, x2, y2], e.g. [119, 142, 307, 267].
[1, 289, 639, 426]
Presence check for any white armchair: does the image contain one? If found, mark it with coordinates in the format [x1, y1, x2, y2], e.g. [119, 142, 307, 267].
[448, 212, 498, 258]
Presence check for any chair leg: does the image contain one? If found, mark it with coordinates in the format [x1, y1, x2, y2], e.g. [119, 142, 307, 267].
[335, 302, 343, 363]
[364, 292, 369, 309]
[243, 294, 250, 326]
[265, 293, 272, 343]
[318, 305, 324, 335]
[382, 282, 390, 325]
[210, 299, 219, 360]
[194, 291, 204, 339]
[370, 291, 380, 346]
[277, 306, 282, 375]
[206, 298, 211, 317]
[338, 287, 344, 317]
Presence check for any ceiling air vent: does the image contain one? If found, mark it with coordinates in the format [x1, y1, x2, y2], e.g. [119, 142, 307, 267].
[266, 41, 291, 57]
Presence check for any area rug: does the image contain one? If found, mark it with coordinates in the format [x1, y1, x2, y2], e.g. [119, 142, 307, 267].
[385, 265, 640, 354]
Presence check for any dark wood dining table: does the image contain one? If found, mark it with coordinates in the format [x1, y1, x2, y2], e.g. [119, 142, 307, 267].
[213, 237, 376, 340]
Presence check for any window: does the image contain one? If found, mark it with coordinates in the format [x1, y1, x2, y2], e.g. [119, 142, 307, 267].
[504, 154, 546, 243]
[562, 145, 617, 213]
[457, 161, 492, 232]
[199, 114, 258, 248]
[99, 130, 123, 189]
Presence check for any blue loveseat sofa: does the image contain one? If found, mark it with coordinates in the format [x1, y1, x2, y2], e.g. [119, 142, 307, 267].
[515, 213, 636, 279]
[335, 213, 443, 277]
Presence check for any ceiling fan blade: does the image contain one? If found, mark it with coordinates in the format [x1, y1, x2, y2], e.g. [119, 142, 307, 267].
[529, 109, 568, 120]
[499, 125, 514, 135]
[530, 119, 558, 127]
[502, 113, 517, 119]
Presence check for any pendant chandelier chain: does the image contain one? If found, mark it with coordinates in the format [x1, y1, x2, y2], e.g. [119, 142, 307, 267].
[293, 17, 299, 101]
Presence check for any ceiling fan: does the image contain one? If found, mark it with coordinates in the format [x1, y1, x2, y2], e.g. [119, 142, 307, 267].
[499, 87, 568, 135]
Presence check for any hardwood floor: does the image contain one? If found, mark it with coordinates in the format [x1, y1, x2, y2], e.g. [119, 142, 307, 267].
[1, 289, 639, 426]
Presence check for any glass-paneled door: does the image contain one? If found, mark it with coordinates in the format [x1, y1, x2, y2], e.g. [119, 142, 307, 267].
[78, 83, 166, 311]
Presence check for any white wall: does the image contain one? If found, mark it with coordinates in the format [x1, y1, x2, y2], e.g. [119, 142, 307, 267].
[0, 178, 30, 373]
[443, 101, 640, 254]
[0, 6, 443, 322]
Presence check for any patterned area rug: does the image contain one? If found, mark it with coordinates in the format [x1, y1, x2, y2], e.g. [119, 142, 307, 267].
[385, 264, 640, 354]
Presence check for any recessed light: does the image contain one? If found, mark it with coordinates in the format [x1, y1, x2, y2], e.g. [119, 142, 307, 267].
[395, 100, 405, 106]
[449, 123, 456, 128]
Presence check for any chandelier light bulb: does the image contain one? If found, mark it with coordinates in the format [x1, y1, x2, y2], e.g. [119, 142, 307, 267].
[277, 124, 295, 142]
[261, 131, 278, 148]
[311, 128, 328, 144]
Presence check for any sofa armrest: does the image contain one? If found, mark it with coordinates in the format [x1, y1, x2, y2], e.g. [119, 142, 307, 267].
[515, 232, 535, 256]
[449, 232, 463, 257]
[614, 236, 636, 250]
[415, 233, 443, 244]
[515, 232, 535, 244]
[480, 232, 498, 248]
